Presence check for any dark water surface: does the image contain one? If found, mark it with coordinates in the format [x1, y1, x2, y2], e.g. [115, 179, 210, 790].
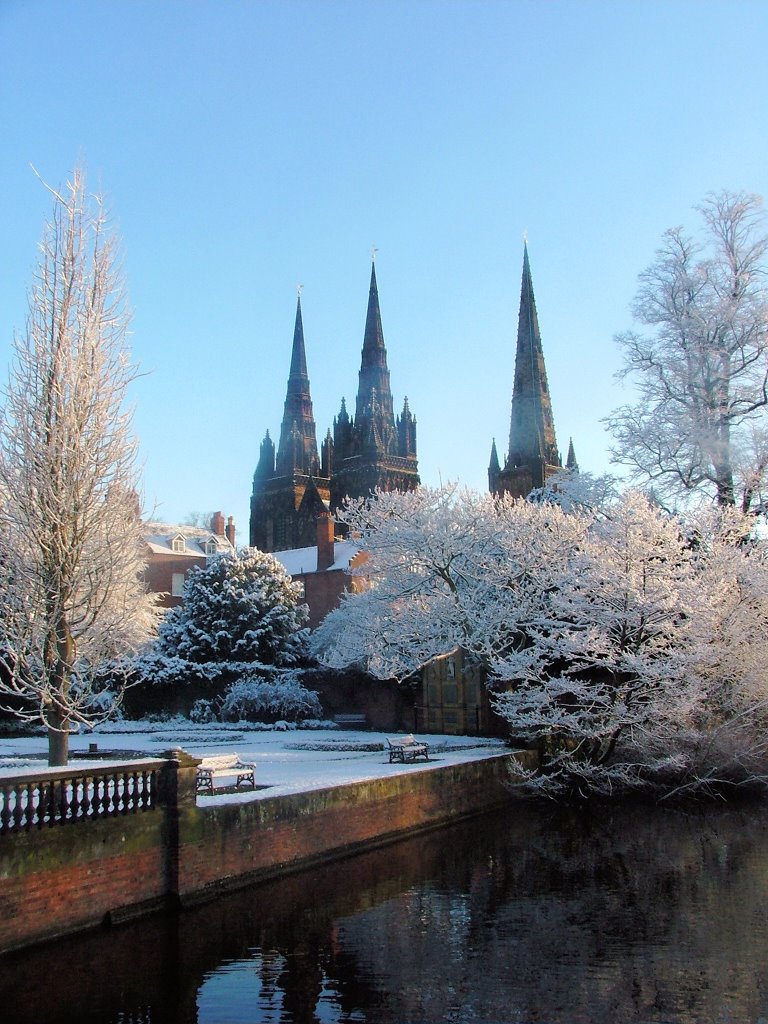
[2, 802, 768, 1024]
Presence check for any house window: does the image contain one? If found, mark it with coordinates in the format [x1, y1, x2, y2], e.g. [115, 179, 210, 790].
[206, 538, 219, 556]
[171, 572, 185, 597]
[171, 536, 186, 553]
[447, 656, 456, 679]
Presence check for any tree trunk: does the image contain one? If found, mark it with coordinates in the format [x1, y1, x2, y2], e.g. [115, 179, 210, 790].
[47, 713, 70, 767]
[715, 465, 735, 507]
[46, 617, 74, 767]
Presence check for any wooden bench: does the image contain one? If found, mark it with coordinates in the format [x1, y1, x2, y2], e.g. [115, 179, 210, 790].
[196, 753, 256, 794]
[333, 713, 368, 728]
[386, 735, 430, 763]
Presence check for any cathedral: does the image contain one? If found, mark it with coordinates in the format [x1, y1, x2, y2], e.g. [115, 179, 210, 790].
[489, 243, 575, 498]
[250, 262, 419, 553]
[250, 245, 574, 556]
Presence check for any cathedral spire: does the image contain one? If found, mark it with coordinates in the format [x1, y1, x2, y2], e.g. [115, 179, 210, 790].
[329, 259, 419, 509]
[566, 437, 578, 471]
[355, 261, 395, 431]
[275, 293, 320, 477]
[507, 243, 559, 471]
[288, 292, 308, 381]
[490, 244, 563, 499]
[250, 294, 331, 552]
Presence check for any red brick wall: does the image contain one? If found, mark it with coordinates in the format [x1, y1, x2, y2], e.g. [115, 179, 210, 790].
[300, 568, 351, 628]
[0, 810, 170, 952]
[0, 751, 536, 953]
[144, 551, 206, 608]
[174, 755, 523, 901]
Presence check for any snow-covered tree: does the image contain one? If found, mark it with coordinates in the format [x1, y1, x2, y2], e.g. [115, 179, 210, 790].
[492, 493, 768, 796]
[312, 485, 768, 798]
[529, 467, 621, 515]
[606, 191, 768, 513]
[310, 484, 587, 678]
[158, 549, 307, 666]
[135, 548, 310, 710]
[0, 166, 155, 765]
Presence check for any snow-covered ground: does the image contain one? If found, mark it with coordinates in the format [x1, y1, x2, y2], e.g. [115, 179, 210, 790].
[0, 723, 510, 804]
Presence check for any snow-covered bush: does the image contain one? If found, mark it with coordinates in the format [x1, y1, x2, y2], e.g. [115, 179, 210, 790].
[189, 699, 217, 724]
[219, 672, 323, 724]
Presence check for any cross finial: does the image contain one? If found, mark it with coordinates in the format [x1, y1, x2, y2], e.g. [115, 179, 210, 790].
[523, 230, 528, 245]
[371, 245, 379, 263]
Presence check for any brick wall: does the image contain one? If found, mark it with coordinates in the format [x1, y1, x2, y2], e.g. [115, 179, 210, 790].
[174, 754, 526, 901]
[0, 756, 179, 952]
[0, 749, 537, 952]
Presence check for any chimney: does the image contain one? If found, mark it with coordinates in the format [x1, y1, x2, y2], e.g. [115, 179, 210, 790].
[211, 511, 225, 537]
[317, 512, 336, 571]
[226, 516, 236, 548]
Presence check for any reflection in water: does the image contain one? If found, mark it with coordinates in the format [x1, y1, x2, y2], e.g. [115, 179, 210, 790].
[2, 802, 768, 1023]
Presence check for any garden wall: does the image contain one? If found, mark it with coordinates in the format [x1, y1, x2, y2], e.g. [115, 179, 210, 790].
[0, 748, 536, 953]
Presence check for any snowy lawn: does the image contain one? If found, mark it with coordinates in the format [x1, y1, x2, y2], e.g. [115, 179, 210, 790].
[0, 723, 510, 805]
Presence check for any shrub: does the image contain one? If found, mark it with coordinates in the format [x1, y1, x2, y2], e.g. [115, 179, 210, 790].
[219, 673, 323, 724]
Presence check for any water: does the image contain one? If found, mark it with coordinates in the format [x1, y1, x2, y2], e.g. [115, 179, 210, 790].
[2, 801, 768, 1023]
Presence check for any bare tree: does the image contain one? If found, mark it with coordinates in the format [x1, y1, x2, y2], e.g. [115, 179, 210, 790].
[0, 166, 156, 765]
[606, 191, 768, 512]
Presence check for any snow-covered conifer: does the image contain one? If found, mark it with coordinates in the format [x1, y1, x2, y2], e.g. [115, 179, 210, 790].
[157, 548, 307, 667]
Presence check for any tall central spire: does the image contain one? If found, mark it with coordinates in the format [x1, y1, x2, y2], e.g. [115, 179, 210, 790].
[355, 261, 395, 429]
[330, 259, 419, 508]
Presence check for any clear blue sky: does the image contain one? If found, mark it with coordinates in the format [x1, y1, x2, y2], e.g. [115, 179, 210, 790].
[2, 0, 768, 539]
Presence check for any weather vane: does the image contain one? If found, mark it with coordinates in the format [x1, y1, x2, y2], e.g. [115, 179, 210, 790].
[371, 245, 379, 263]
[297, 283, 304, 297]
[523, 229, 528, 245]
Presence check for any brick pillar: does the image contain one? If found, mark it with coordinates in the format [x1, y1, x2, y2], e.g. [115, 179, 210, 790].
[157, 748, 201, 899]
[226, 516, 236, 547]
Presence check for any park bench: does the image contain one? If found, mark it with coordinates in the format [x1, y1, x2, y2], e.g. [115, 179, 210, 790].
[386, 735, 430, 764]
[196, 753, 256, 794]
[333, 713, 368, 728]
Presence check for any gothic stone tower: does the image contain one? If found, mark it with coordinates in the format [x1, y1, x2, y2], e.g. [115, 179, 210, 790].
[250, 262, 418, 553]
[250, 295, 331, 552]
[489, 244, 563, 498]
[330, 261, 419, 509]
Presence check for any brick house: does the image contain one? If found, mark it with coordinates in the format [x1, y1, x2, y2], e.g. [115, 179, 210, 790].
[143, 511, 236, 608]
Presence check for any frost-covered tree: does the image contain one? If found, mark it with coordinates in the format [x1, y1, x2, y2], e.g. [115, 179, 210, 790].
[135, 548, 310, 705]
[312, 485, 768, 798]
[310, 484, 587, 679]
[491, 493, 768, 797]
[606, 191, 768, 512]
[0, 166, 155, 765]
[529, 468, 621, 516]
[218, 673, 323, 724]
